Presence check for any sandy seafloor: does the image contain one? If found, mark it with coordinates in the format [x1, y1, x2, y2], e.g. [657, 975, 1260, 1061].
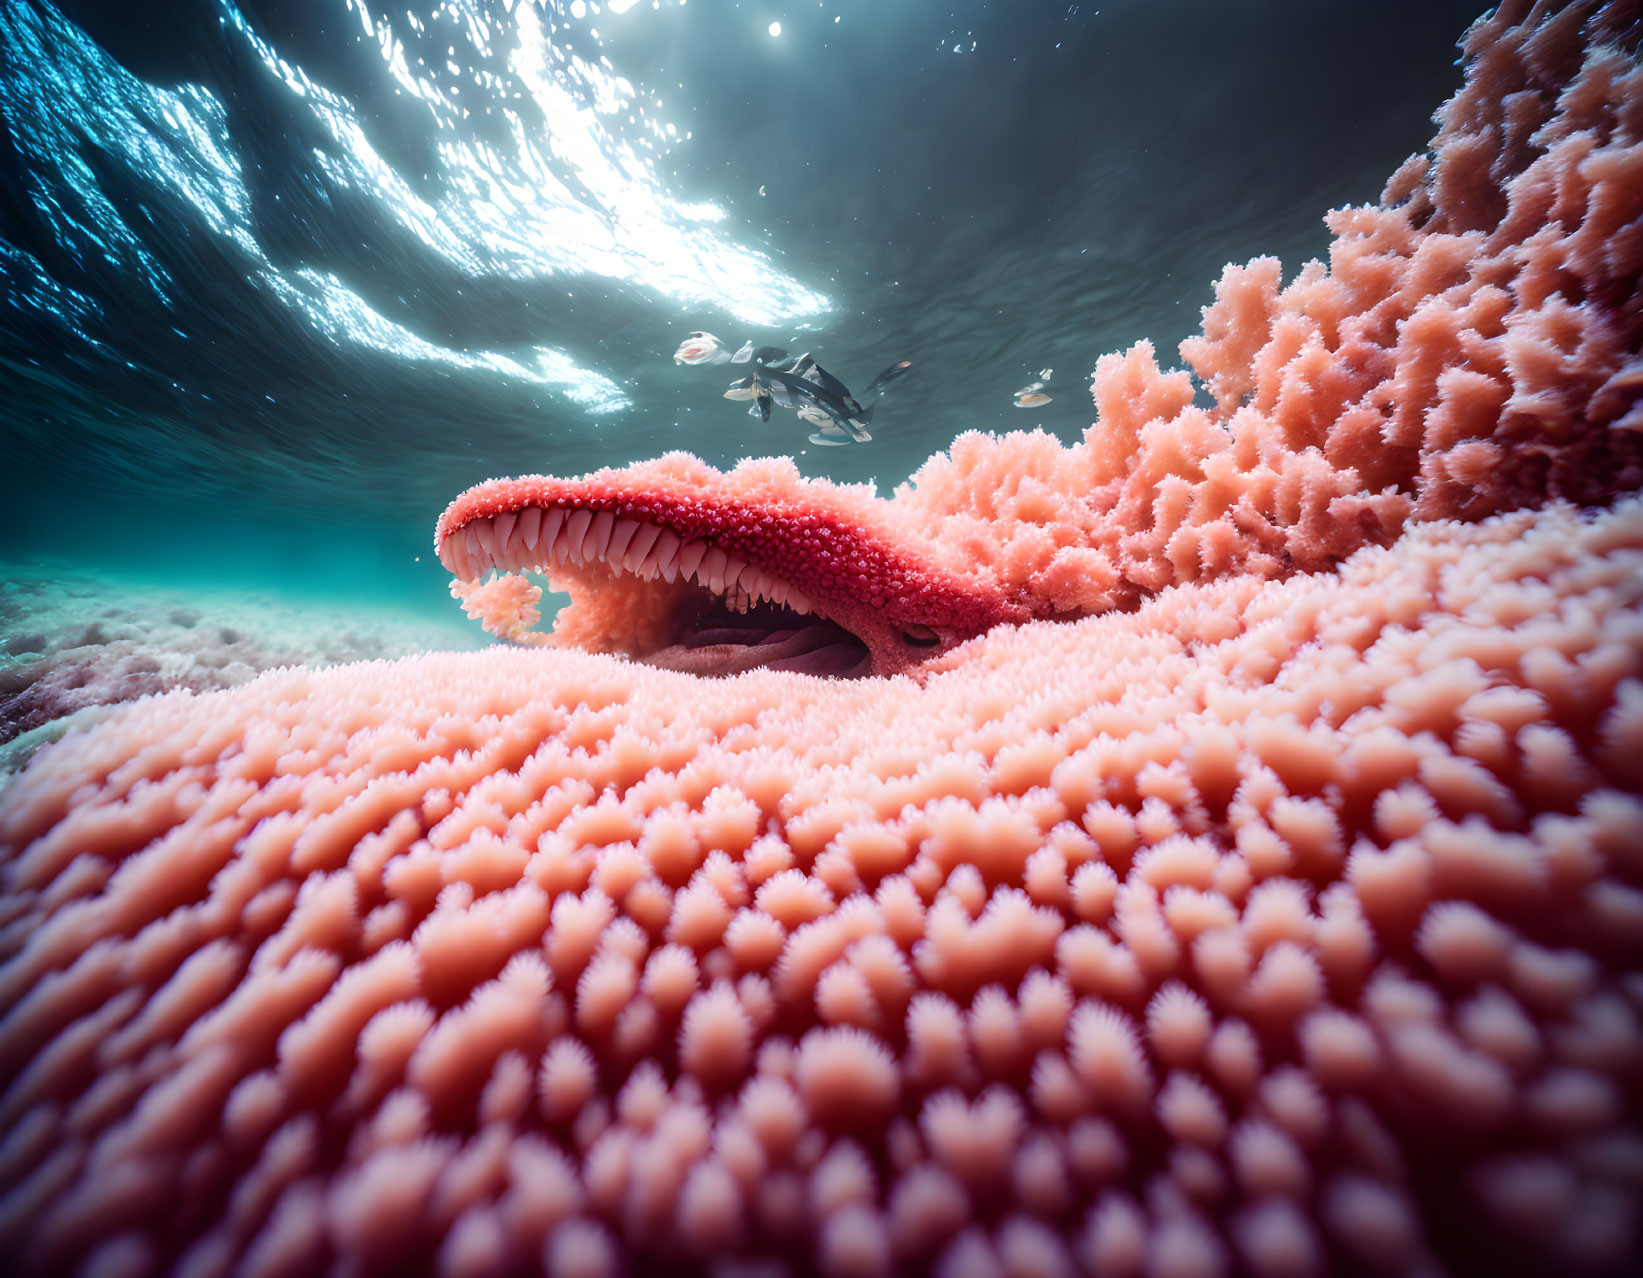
[0, 556, 487, 782]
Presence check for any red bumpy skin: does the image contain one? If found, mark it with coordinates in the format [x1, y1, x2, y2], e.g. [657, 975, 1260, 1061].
[434, 454, 1027, 677]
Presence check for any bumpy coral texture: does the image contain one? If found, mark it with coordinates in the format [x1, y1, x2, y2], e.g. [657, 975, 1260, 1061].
[885, 0, 1643, 622]
[3, 3, 1643, 1277]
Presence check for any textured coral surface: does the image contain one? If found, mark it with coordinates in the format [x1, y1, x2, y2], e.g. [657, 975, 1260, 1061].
[3, 2, 1643, 1276]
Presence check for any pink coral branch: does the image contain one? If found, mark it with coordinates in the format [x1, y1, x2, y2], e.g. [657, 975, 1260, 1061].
[450, 575, 549, 645]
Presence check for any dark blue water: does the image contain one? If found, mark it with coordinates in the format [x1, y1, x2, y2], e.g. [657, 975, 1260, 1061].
[1, 0, 1481, 610]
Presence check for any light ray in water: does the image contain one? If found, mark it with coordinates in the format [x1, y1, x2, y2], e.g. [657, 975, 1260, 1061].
[1, 0, 831, 422]
[315, 0, 831, 325]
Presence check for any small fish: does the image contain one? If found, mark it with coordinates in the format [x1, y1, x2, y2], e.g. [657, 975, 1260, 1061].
[674, 331, 734, 365]
[728, 341, 792, 366]
[704, 348, 909, 445]
[799, 403, 867, 441]
[807, 422, 853, 446]
[1014, 373, 1052, 407]
[727, 372, 777, 420]
[863, 360, 914, 396]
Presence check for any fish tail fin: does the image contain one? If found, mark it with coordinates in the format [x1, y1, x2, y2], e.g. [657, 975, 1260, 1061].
[865, 359, 914, 397]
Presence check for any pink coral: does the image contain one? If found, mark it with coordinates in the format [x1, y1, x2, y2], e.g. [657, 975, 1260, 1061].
[3, 3, 1643, 1276]
[451, 575, 545, 645]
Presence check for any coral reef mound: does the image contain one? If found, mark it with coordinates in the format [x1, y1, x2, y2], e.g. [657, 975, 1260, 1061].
[1, 3, 1642, 1276]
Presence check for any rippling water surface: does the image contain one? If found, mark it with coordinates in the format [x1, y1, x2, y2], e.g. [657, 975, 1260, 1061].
[1, 0, 1480, 611]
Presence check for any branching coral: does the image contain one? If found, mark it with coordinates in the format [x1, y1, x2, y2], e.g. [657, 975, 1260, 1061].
[885, 0, 1643, 617]
[451, 574, 546, 646]
[2, 2, 1642, 1276]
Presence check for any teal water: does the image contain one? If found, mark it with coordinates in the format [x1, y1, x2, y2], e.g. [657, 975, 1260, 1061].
[2, 486, 465, 626]
[2, 0, 1482, 627]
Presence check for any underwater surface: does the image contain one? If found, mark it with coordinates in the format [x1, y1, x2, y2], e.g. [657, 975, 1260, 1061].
[3, 0, 1481, 615]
